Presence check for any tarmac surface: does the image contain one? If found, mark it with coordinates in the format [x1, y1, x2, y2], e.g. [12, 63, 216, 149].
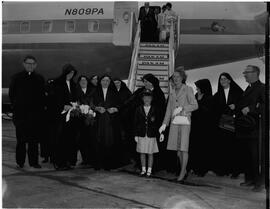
[2, 119, 267, 208]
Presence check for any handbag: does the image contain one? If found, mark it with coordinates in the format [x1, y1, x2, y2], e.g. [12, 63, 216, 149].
[160, 30, 167, 41]
[235, 114, 256, 132]
[218, 114, 235, 132]
[172, 115, 190, 125]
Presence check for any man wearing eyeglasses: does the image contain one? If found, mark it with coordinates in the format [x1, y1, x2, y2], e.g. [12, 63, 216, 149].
[9, 55, 45, 169]
[235, 65, 265, 192]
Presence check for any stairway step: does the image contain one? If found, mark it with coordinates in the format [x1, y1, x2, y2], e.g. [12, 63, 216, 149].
[139, 54, 169, 60]
[139, 50, 169, 55]
[140, 47, 169, 51]
[138, 60, 169, 66]
[136, 73, 169, 82]
[136, 80, 169, 87]
[138, 58, 169, 62]
[140, 43, 169, 48]
[138, 65, 168, 70]
[139, 54, 169, 59]
[137, 69, 168, 75]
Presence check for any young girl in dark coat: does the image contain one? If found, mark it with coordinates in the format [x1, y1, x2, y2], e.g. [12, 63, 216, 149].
[134, 89, 161, 177]
[126, 74, 166, 170]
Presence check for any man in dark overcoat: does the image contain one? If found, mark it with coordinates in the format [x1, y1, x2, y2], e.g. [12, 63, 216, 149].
[9, 55, 45, 168]
[236, 65, 265, 192]
[138, 2, 156, 42]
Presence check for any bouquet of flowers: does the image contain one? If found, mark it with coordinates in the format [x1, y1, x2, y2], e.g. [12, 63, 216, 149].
[63, 102, 96, 125]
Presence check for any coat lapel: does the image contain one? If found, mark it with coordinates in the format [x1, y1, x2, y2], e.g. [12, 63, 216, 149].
[227, 89, 233, 105]
[140, 106, 146, 117]
[242, 85, 254, 98]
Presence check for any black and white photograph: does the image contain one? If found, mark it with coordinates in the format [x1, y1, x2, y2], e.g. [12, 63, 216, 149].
[2, 1, 269, 208]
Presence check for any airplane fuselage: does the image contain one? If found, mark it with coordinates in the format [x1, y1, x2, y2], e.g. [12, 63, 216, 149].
[2, 2, 266, 104]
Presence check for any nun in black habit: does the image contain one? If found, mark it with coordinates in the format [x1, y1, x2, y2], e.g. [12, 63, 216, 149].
[53, 64, 78, 170]
[92, 75, 122, 170]
[113, 78, 132, 165]
[76, 75, 95, 166]
[212, 73, 244, 177]
[188, 79, 214, 176]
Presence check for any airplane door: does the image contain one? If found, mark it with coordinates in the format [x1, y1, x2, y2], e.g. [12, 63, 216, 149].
[113, 2, 138, 46]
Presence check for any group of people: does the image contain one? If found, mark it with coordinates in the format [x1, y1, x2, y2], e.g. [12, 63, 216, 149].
[9, 55, 265, 192]
[139, 2, 176, 42]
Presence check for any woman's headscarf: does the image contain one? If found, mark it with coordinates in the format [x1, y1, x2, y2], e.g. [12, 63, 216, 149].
[56, 64, 77, 83]
[195, 79, 212, 97]
[142, 73, 165, 111]
[217, 72, 242, 94]
[142, 73, 161, 91]
[97, 74, 117, 92]
[77, 75, 90, 89]
[113, 77, 130, 92]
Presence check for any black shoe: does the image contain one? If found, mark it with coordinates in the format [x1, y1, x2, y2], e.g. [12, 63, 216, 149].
[94, 166, 101, 171]
[80, 161, 87, 166]
[16, 164, 24, 169]
[176, 172, 188, 183]
[252, 185, 264, 192]
[197, 172, 206, 177]
[240, 181, 254, 187]
[42, 158, 49, 163]
[231, 174, 239, 179]
[31, 164, 42, 169]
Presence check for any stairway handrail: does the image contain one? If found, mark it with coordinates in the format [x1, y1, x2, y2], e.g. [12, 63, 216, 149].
[129, 12, 135, 45]
[176, 15, 181, 54]
[169, 20, 175, 78]
[127, 20, 141, 92]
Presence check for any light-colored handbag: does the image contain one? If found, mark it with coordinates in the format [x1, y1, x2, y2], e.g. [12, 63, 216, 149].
[172, 115, 190, 125]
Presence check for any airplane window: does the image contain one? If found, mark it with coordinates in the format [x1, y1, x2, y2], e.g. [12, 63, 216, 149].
[3, 21, 8, 34]
[42, 21, 53, 33]
[20, 21, 30, 33]
[88, 21, 99, 32]
[65, 20, 76, 33]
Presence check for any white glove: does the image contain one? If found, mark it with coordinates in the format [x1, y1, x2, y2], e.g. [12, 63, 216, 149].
[134, 136, 138, 143]
[160, 134, 164, 142]
[173, 106, 183, 117]
[159, 124, 166, 134]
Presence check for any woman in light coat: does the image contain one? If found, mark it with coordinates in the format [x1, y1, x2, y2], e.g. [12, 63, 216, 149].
[159, 67, 198, 182]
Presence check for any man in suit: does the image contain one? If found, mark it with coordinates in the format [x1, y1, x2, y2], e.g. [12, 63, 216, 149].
[138, 2, 156, 42]
[236, 65, 265, 192]
[9, 55, 45, 169]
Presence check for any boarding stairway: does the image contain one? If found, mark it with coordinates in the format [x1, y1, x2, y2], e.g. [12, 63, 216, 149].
[128, 17, 181, 97]
[136, 43, 170, 96]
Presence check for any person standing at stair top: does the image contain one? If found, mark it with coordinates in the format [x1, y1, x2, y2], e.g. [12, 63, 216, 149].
[138, 2, 156, 42]
[158, 5, 167, 42]
[164, 2, 177, 42]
